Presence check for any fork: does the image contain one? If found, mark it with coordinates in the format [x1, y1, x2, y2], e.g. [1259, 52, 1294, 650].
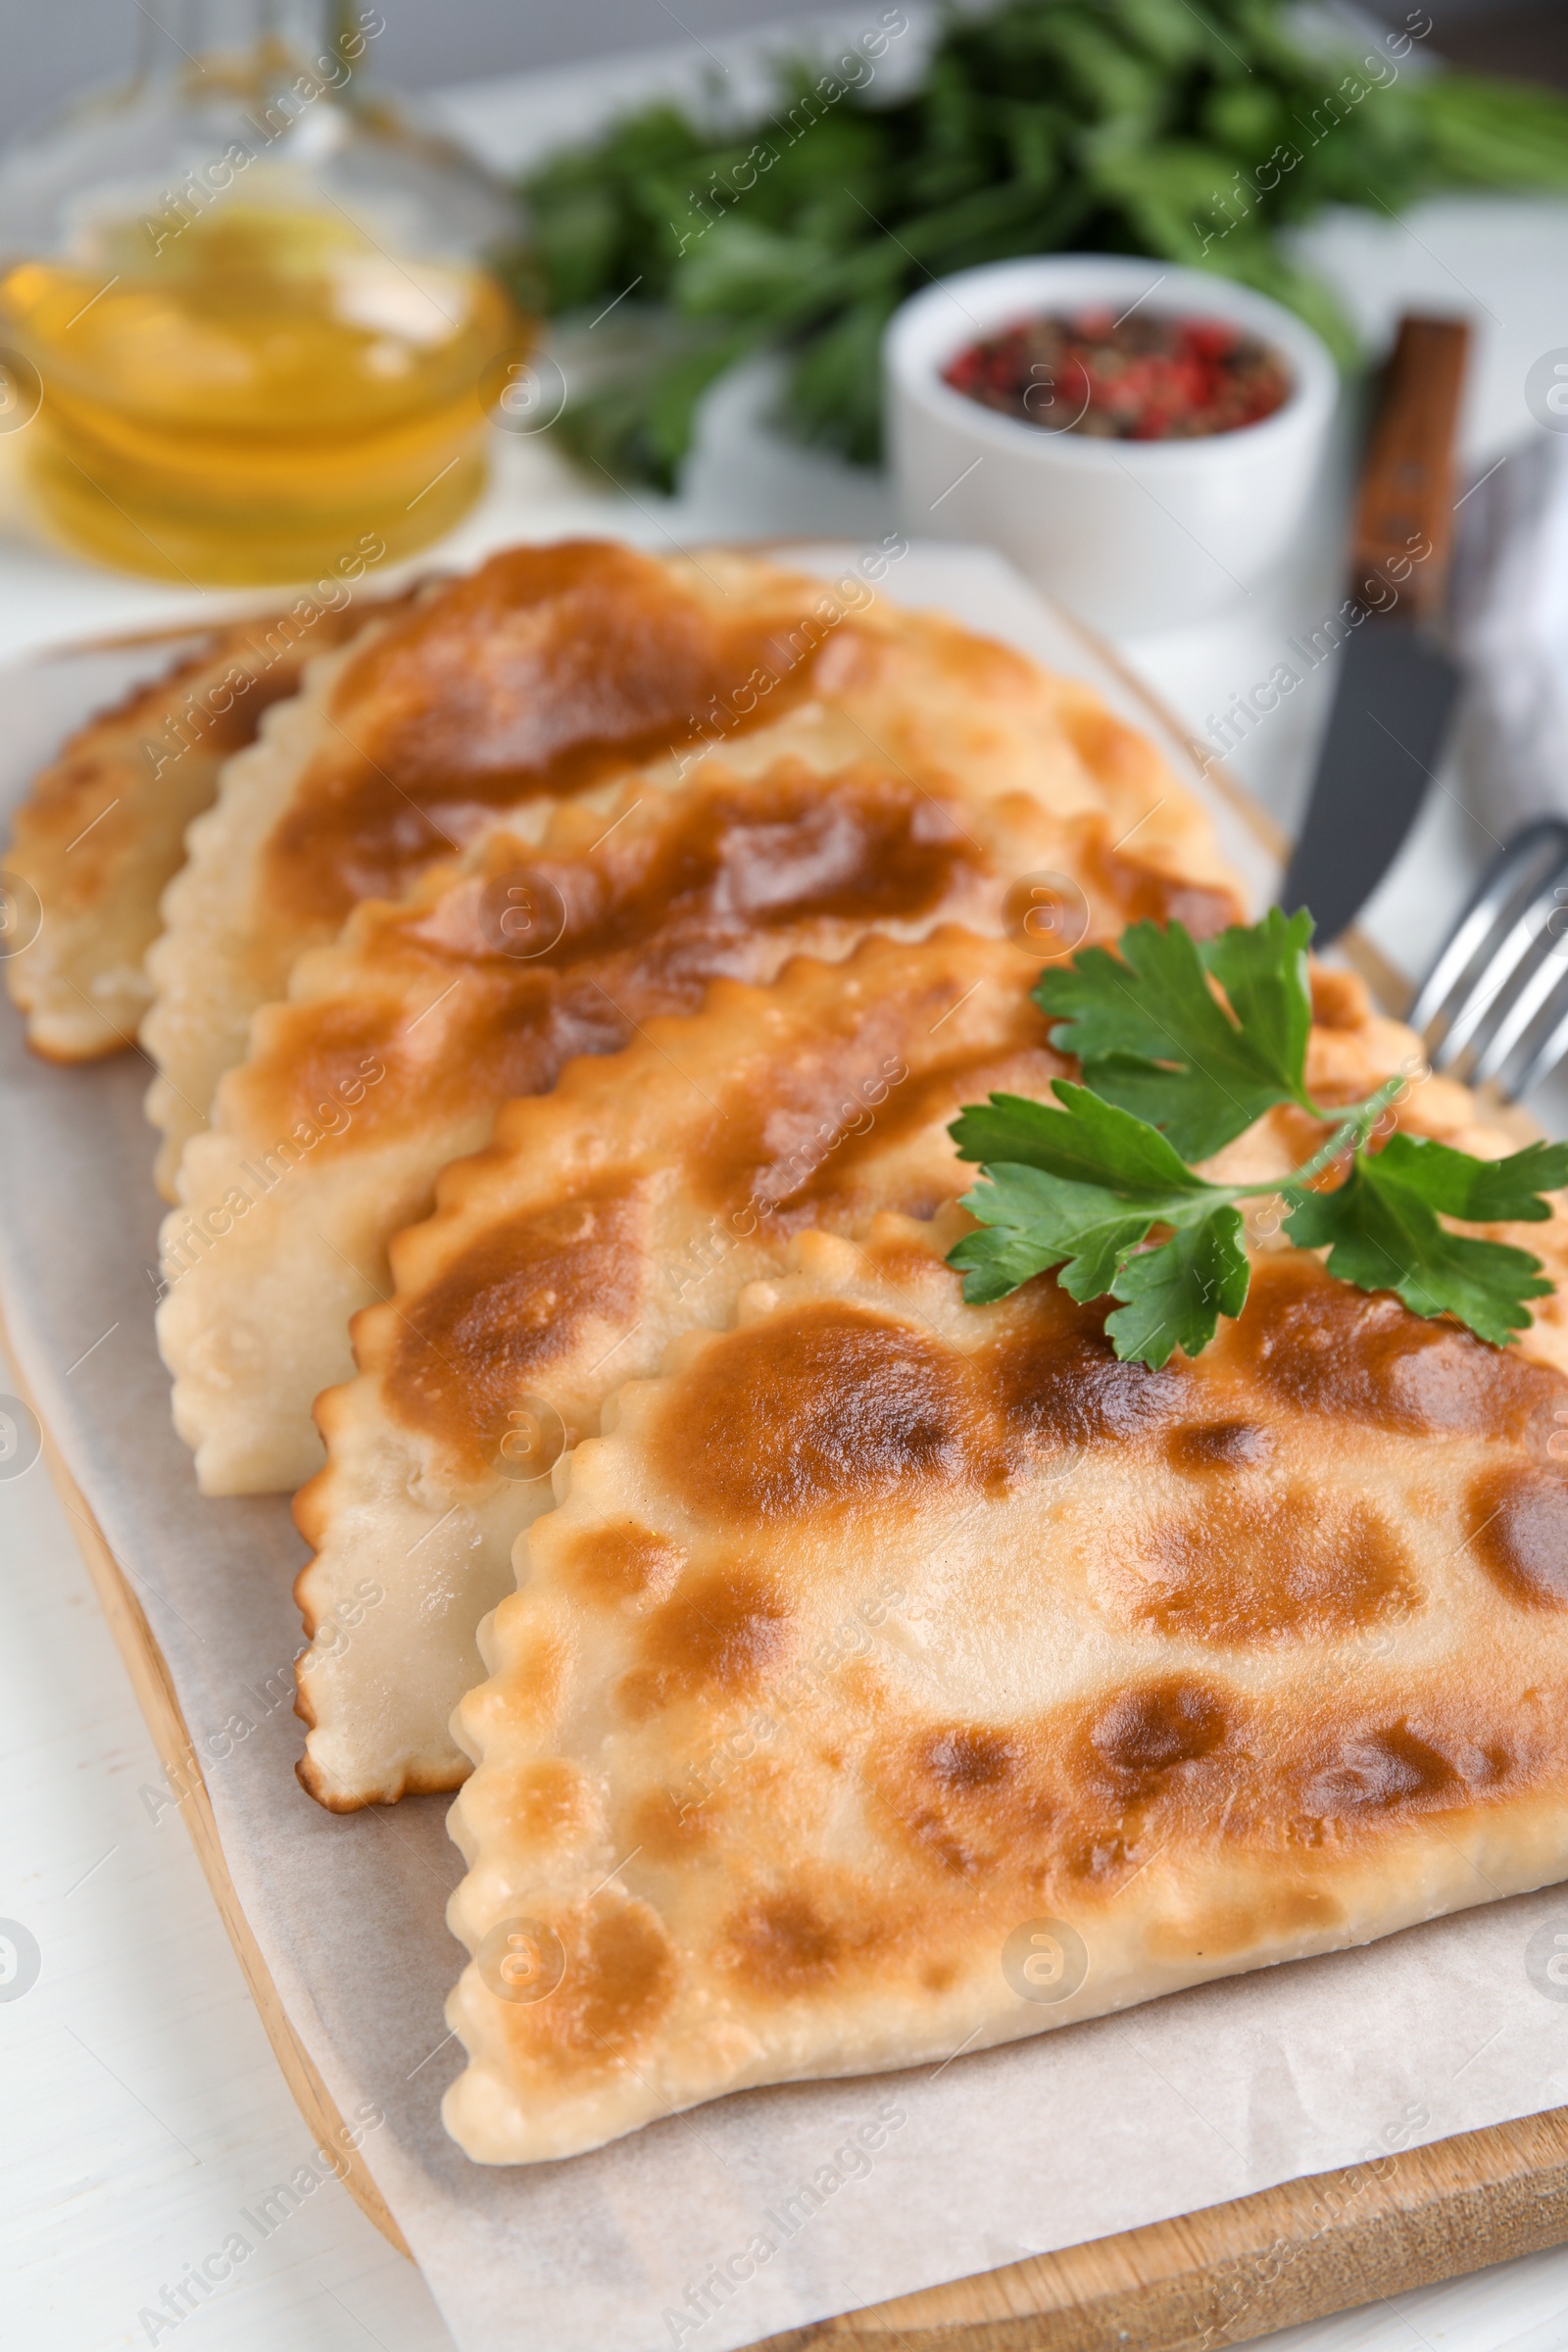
[1406, 818, 1568, 1102]
[1400, 818, 1568, 1101]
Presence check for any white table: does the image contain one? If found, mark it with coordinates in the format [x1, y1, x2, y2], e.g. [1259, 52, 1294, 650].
[4, 35, 1568, 2351]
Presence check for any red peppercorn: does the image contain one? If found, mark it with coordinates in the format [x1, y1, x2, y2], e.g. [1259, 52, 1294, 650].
[943, 309, 1291, 441]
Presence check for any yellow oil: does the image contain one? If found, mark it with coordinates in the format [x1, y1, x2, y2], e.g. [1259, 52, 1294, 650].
[0, 204, 520, 583]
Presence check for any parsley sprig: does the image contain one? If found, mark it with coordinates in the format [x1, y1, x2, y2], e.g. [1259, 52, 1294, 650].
[947, 911, 1568, 1366]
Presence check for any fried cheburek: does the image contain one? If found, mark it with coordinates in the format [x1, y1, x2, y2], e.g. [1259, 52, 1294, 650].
[158, 753, 1233, 1495]
[443, 1211, 1568, 2163]
[4, 603, 378, 1059]
[293, 930, 1062, 1808]
[138, 539, 1233, 1196]
[290, 941, 1472, 1816]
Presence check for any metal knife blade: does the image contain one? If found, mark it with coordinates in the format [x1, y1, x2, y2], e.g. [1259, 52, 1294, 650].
[1278, 622, 1460, 941]
[1279, 313, 1471, 944]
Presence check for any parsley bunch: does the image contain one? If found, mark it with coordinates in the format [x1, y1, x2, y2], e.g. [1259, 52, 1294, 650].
[948, 910, 1568, 1366]
[514, 0, 1568, 487]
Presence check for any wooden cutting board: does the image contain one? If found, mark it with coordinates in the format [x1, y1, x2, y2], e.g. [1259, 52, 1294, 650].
[12, 605, 1562, 2352]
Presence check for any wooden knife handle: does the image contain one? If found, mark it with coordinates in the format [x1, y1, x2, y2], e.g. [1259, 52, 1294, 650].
[1348, 313, 1471, 624]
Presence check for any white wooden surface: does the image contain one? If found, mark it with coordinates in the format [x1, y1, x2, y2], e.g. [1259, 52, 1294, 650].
[0, 1330, 450, 2350]
[4, 30, 1568, 2349]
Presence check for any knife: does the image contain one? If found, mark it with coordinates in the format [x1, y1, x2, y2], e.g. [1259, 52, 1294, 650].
[1279, 313, 1471, 943]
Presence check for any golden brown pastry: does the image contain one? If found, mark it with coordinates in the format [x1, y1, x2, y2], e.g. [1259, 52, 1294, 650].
[138, 538, 1230, 1196]
[4, 604, 376, 1058]
[292, 928, 1064, 1809]
[158, 749, 1229, 1497]
[443, 1209, 1568, 2163]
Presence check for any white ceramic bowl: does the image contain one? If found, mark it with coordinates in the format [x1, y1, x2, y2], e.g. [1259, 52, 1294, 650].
[885, 255, 1339, 635]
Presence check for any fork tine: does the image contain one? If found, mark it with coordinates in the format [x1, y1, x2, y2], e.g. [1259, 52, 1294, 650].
[1414, 823, 1568, 1101]
[1408, 818, 1568, 1053]
[1512, 995, 1568, 1102]
[1433, 904, 1544, 1070]
[1471, 913, 1568, 1087]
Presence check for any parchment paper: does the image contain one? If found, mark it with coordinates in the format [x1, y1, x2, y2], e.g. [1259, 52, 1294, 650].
[4, 546, 1568, 2352]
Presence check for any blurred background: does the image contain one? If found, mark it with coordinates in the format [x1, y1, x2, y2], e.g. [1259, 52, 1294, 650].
[0, 0, 1562, 141]
[0, 2, 876, 135]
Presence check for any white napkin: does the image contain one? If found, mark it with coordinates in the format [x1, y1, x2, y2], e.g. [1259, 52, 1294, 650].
[1451, 428, 1568, 834]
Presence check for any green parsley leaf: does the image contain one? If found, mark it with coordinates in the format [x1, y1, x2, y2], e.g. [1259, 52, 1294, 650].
[949, 1079, 1217, 1197]
[1105, 1204, 1251, 1368]
[1202, 907, 1315, 1102]
[1033, 910, 1314, 1160]
[948, 1166, 1153, 1304]
[1284, 1156, 1555, 1346]
[1369, 1133, 1568, 1224]
[947, 1083, 1227, 1317]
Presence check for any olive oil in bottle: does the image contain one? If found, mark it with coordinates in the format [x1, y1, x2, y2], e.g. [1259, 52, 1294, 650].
[0, 4, 520, 581]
